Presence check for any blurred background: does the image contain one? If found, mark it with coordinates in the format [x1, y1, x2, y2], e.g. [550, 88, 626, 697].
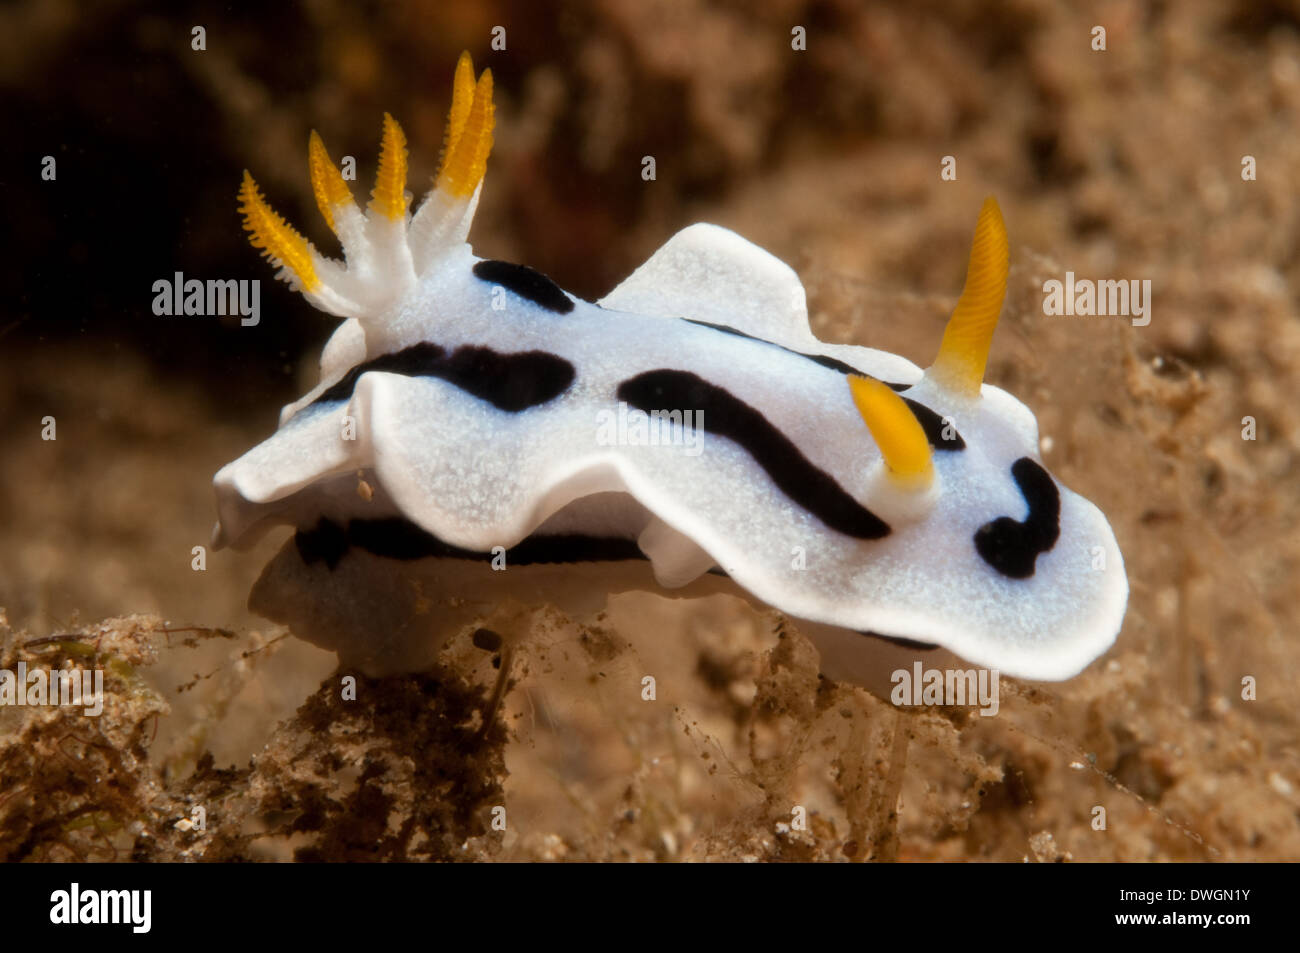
[1, 0, 1297, 860]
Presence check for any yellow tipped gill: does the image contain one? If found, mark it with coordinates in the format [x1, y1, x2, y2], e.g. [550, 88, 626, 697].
[369, 112, 409, 221]
[238, 171, 320, 292]
[929, 196, 1009, 398]
[848, 375, 934, 490]
[308, 130, 357, 232]
[437, 67, 494, 198]
[443, 51, 476, 162]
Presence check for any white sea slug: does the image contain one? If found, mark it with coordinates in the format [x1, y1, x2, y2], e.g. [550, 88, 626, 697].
[213, 53, 1128, 687]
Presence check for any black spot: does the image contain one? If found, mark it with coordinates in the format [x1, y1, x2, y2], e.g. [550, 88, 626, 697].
[313, 342, 575, 412]
[901, 398, 966, 450]
[295, 516, 647, 569]
[617, 369, 890, 540]
[974, 457, 1061, 579]
[681, 318, 963, 449]
[473, 259, 575, 314]
[433, 346, 575, 412]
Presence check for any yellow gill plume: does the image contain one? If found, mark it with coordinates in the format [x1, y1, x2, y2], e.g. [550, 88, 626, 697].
[353, 112, 416, 292]
[441, 51, 476, 167]
[409, 52, 496, 267]
[238, 171, 320, 293]
[307, 130, 374, 276]
[369, 112, 410, 222]
[307, 130, 356, 233]
[238, 53, 495, 320]
[436, 66, 494, 199]
[926, 197, 1009, 399]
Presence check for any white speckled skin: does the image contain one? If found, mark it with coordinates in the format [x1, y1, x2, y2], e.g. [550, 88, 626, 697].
[215, 222, 1127, 683]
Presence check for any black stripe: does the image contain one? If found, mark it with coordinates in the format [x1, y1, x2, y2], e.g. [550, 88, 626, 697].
[901, 398, 966, 450]
[313, 342, 575, 412]
[473, 259, 575, 314]
[974, 457, 1061, 579]
[681, 318, 963, 450]
[682, 318, 870, 377]
[617, 369, 890, 540]
[316, 342, 446, 404]
[295, 517, 647, 570]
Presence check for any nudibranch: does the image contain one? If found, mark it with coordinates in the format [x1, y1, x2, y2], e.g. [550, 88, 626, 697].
[213, 52, 1127, 685]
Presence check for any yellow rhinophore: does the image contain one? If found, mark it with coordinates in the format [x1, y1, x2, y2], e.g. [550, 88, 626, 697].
[238, 171, 320, 292]
[369, 112, 409, 222]
[928, 196, 1009, 398]
[848, 375, 934, 490]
